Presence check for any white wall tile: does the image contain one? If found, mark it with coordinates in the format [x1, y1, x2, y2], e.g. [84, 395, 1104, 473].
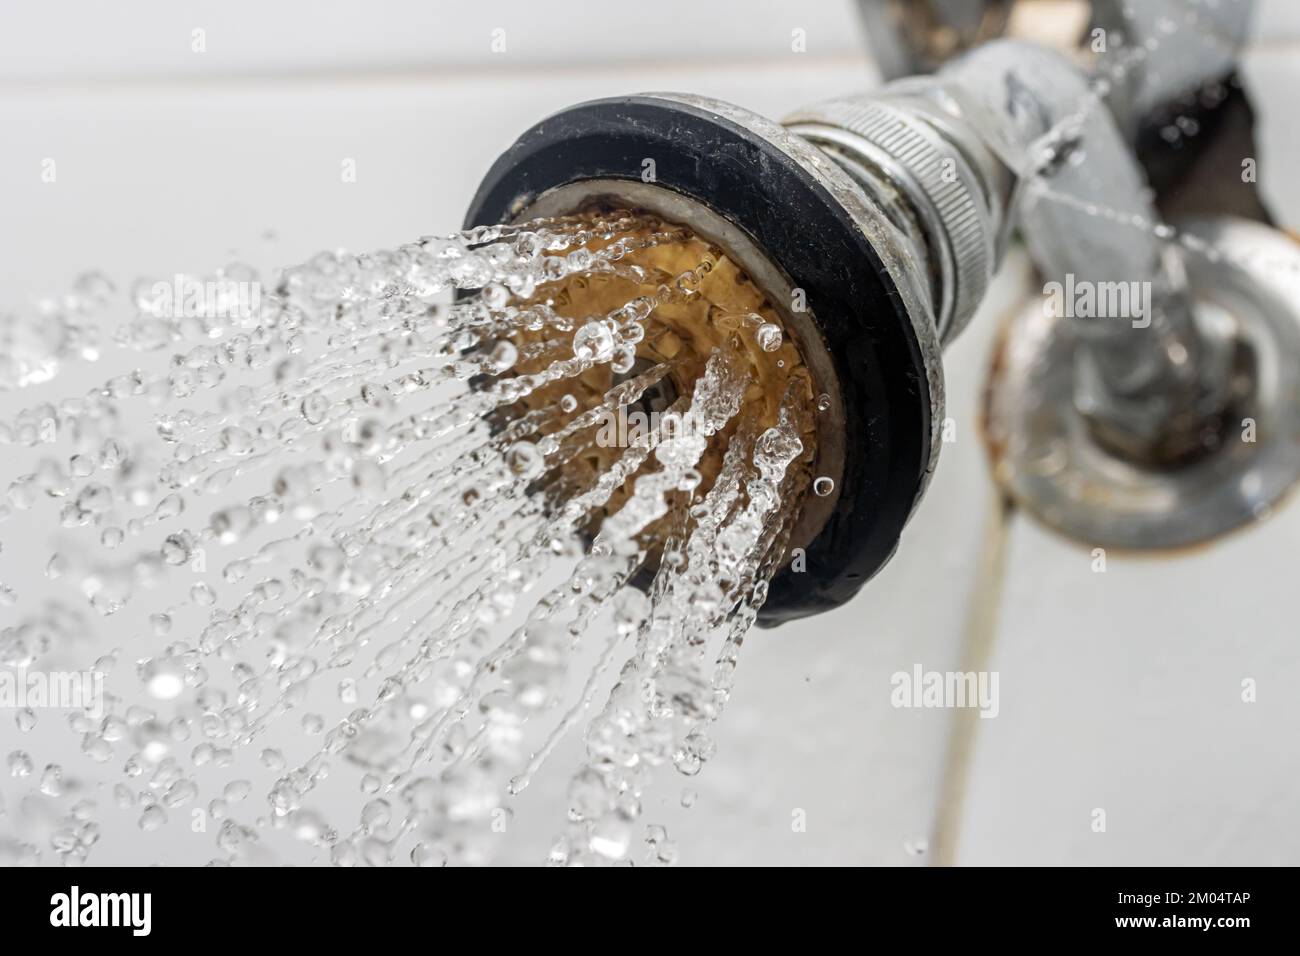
[1251, 0, 1300, 46]
[0, 0, 869, 84]
[956, 507, 1300, 865]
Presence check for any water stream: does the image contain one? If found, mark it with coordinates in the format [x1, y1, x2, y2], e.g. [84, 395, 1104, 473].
[0, 210, 821, 866]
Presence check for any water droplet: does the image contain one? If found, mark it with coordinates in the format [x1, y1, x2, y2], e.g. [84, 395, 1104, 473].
[505, 441, 544, 479]
[7, 750, 33, 777]
[572, 321, 615, 361]
[300, 393, 330, 425]
[755, 323, 783, 352]
[489, 340, 518, 372]
[138, 805, 167, 831]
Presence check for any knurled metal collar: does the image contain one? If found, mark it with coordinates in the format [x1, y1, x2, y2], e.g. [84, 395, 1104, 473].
[785, 97, 995, 343]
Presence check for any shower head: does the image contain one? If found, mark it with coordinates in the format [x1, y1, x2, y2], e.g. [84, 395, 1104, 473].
[465, 93, 978, 623]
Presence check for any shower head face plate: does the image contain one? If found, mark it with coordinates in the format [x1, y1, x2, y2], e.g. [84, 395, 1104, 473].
[494, 219, 821, 567]
[466, 94, 942, 623]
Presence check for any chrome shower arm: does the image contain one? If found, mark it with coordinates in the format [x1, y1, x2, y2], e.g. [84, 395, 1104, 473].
[788, 39, 1233, 463]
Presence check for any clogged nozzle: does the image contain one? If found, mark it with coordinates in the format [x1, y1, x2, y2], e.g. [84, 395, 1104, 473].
[465, 93, 948, 623]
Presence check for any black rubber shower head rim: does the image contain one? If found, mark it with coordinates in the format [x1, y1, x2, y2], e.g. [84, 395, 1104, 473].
[464, 94, 934, 625]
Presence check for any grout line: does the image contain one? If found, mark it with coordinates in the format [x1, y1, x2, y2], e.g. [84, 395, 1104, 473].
[0, 52, 877, 97]
[1242, 37, 1300, 54]
[929, 490, 1015, 867]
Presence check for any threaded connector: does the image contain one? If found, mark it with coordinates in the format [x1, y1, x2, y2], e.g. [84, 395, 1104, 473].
[785, 96, 998, 344]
